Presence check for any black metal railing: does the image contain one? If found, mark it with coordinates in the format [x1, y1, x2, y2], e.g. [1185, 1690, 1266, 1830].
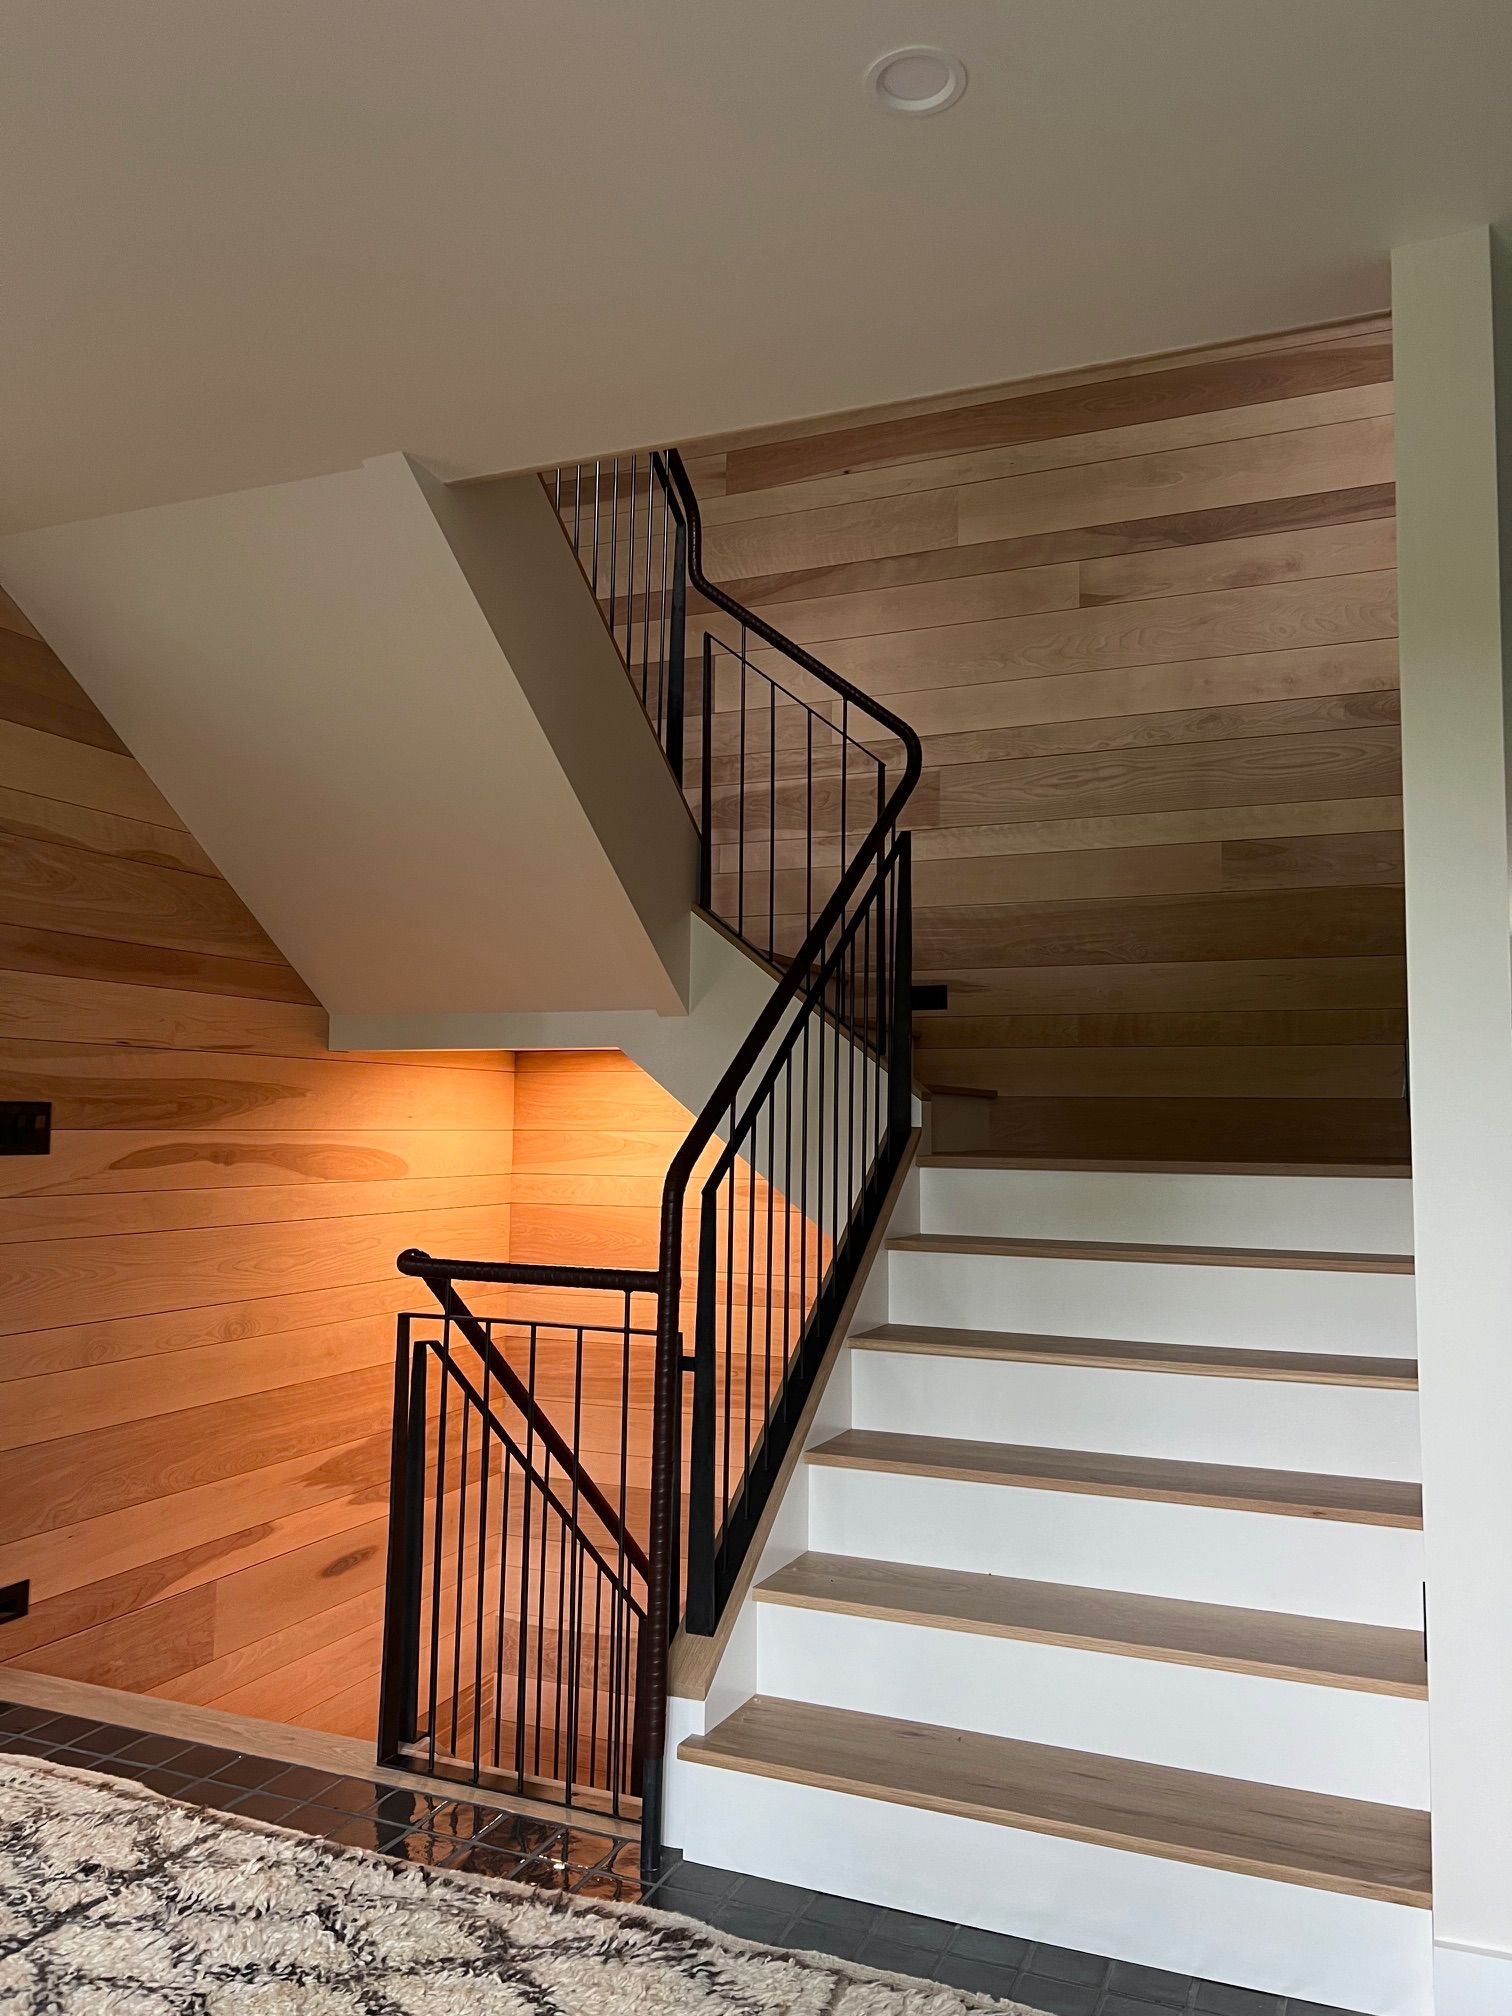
[380, 449, 922, 1875]
[378, 1258, 653, 1819]
[551, 453, 689, 788]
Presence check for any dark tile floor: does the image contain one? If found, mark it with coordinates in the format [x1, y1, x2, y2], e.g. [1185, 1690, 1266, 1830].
[0, 1700, 1362, 2016]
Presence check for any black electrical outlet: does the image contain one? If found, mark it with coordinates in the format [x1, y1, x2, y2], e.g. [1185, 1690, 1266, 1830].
[0, 1102, 50, 1155]
[911, 983, 949, 1012]
[0, 1581, 29, 1626]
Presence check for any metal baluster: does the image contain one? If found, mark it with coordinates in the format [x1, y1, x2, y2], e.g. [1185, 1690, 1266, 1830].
[768, 681, 777, 963]
[609, 458, 621, 639]
[590, 460, 602, 595]
[737, 641, 747, 941]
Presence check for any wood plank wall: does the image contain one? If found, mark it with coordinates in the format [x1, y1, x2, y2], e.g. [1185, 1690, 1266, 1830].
[0, 580, 516, 1741]
[675, 316, 1408, 1164]
[507, 1048, 826, 1520]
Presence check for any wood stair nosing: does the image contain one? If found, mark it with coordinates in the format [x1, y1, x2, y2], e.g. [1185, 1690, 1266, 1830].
[754, 1552, 1428, 1698]
[806, 1429, 1424, 1529]
[918, 1155, 1413, 1178]
[678, 1696, 1432, 1909]
[888, 1233, 1415, 1276]
[849, 1323, 1418, 1390]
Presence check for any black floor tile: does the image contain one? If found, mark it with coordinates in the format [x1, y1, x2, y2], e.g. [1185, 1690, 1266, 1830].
[1195, 1987, 1282, 2016]
[206, 1754, 288, 1791]
[729, 1873, 814, 1915]
[0, 1732, 56, 1757]
[26, 1714, 101, 1745]
[703, 1898, 799, 1944]
[555, 1826, 620, 1870]
[0, 1704, 57, 1734]
[1029, 1943, 1111, 1986]
[442, 1839, 547, 1882]
[1110, 1960, 1195, 2003]
[306, 1774, 387, 1816]
[1014, 1973, 1102, 2016]
[163, 1743, 239, 1778]
[856, 1934, 944, 1979]
[477, 1812, 566, 1858]
[946, 1924, 1032, 1968]
[133, 1767, 201, 1796]
[225, 1790, 308, 1826]
[796, 1890, 878, 1933]
[174, 1776, 245, 1811]
[869, 1906, 954, 1953]
[933, 1950, 1027, 2000]
[600, 1839, 643, 1879]
[646, 1860, 741, 1902]
[568, 1869, 640, 1902]
[113, 1732, 194, 1769]
[786, 1921, 870, 1962]
[0, 1700, 1372, 2016]
[258, 1765, 343, 1805]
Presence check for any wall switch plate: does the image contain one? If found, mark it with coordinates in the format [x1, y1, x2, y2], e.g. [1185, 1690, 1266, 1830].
[0, 1102, 50, 1155]
[0, 1582, 29, 1625]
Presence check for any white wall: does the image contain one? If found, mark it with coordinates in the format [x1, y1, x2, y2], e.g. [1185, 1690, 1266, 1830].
[0, 455, 695, 1016]
[1392, 224, 1512, 2015]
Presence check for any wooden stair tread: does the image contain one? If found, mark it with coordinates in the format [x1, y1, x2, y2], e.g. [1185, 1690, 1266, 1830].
[679, 1697, 1431, 1907]
[888, 1232, 1414, 1275]
[807, 1430, 1423, 1528]
[851, 1323, 1417, 1389]
[755, 1553, 1428, 1698]
[919, 1155, 1412, 1177]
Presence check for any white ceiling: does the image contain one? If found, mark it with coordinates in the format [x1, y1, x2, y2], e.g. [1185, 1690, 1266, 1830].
[3, 0, 1510, 534]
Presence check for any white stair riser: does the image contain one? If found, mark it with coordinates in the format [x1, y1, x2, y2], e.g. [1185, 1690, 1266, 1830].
[920, 1167, 1415, 1254]
[671, 1765, 1430, 2016]
[888, 1248, 1416, 1354]
[808, 1465, 1424, 1626]
[755, 1604, 1428, 1805]
[850, 1350, 1422, 1480]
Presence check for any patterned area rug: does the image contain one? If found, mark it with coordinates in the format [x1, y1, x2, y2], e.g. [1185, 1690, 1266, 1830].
[0, 1754, 1028, 2012]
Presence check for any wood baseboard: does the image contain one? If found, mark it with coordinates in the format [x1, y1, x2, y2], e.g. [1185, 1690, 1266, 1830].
[0, 1665, 638, 1840]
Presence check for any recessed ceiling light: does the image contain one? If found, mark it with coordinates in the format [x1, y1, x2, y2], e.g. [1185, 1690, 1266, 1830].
[866, 46, 968, 117]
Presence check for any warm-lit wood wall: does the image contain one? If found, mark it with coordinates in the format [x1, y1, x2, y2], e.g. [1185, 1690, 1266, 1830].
[679, 317, 1407, 1164]
[0, 581, 515, 1740]
[507, 1048, 825, 1528]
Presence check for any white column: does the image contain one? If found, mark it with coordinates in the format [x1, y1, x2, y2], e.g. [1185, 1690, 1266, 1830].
[1392, 224, 1512, 2016]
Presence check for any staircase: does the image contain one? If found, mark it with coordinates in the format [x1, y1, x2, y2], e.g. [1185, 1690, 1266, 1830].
[367, 447, 1428, 2012]
[669, 1159, 1428, 2016]
[377, 451, 924, 1862]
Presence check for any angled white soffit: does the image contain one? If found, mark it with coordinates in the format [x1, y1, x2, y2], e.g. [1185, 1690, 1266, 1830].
[0, 456, 696, 1015]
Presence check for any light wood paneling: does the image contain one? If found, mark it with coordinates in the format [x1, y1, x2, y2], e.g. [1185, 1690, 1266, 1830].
[675, 319, 1407, 1161]
[506, 1050, 828, 1563]
[0, 586, 516, 1741]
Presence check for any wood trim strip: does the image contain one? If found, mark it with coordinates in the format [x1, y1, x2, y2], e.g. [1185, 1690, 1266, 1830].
[888, 1232, 1414, 1274]
[752, 1553, 1428, 1699]
[850, 1324, 1418, 1390]
[0, 1665, 638, 1838]
[918, 1155, 1412, 1176]
[806, 1430, 1424, 1529]
[678, 1696, 1431, 1907]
